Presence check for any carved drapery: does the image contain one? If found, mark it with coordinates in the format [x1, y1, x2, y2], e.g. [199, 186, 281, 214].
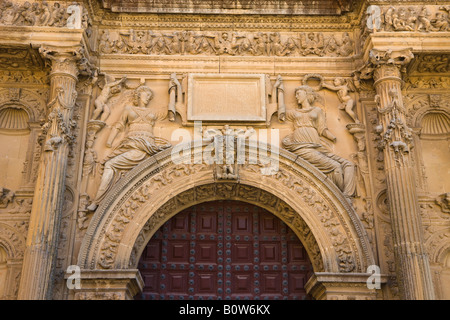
[77, 143, 375, 280]
[17, 46, 82, 300]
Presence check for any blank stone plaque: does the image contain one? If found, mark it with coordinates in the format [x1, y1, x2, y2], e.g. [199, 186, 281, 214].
[187, 73, 266, 122]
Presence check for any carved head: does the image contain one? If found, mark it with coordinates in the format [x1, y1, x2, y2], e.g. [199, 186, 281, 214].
[133, 86, 153, 107]
[333, 77, 345, 86]
[294, 85, 317, 105]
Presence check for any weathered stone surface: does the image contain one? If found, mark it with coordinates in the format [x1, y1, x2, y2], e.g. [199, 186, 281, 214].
[0, 0, 448, 301]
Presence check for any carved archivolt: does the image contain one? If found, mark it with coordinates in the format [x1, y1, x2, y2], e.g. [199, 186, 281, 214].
[0, 223, 26, 260]
[127, 183, 325, 272]
[425, 228, 450, 265]
[78, 142, 374, 275]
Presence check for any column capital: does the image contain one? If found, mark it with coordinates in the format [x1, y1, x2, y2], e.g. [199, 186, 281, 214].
[358, 48, 414, 83]
[38, 45, 96, 80]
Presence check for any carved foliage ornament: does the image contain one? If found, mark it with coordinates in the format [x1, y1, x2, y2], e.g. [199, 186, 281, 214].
[92, 159, 363, 274]
[128, 183, 325, 273]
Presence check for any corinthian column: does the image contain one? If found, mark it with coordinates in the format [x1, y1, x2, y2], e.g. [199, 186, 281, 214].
[17, 47, 81, 300]
[369, 49, 435, 300]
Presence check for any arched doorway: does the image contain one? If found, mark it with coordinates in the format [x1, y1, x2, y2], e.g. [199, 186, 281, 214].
[135, 200, 313, 300]
[76, 144, 377, 300]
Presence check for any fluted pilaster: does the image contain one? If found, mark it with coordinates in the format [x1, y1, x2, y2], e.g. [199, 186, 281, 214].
[17, 47, 82, 300]
[370, 49, 435, 300]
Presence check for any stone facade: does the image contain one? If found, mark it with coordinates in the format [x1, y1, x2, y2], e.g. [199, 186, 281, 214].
[0, 0, 449, 300]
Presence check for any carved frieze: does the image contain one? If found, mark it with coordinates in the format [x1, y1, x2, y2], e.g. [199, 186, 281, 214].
[125, 182, 326, 274]
[98, 29, 355, 57]
[0, 70, 48, 85]
[280, 84, 357, 198]
[412, 54, 450, 74]
[0, 46, 45, 70]
[0, 1, 86, 29]
[93, 158, 364, 274]
[367, 5, 450, 32]
[404, 76, 450, 90]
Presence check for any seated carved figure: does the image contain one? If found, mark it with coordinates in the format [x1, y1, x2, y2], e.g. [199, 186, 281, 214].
[281, 85, 356, 198]
[87, 85, 171, 211]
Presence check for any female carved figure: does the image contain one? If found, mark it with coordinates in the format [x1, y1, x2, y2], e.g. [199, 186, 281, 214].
[281, 85, 356, 198]
[87, 86, 171, 211]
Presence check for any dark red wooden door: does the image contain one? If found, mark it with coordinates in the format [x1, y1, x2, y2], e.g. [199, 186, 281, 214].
[136, 200, 313, 300]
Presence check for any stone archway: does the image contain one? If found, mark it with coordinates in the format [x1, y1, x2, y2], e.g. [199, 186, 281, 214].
[76, 142, 377, 300]
[136, 200, 314, 300]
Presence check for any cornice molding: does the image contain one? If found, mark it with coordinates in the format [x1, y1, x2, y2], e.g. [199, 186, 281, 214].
[86, 0, 364, 30]
[97, 0, 355, 15]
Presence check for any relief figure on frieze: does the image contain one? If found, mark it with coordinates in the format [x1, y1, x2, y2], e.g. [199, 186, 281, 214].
[91, 74, 127, 122]
[281, 85, 356, 198]
[321, 77, 359, 123]
[87, 85, 172, 211]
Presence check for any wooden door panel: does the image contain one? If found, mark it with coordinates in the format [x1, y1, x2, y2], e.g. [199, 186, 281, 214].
[136, 200, 312, 300]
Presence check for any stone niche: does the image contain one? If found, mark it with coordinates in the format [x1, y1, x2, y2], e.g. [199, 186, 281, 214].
[187, 73, 267, 122]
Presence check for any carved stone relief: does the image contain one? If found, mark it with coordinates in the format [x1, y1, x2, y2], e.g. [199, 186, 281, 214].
[86, 85, 172, 211]
[367, 5, 450, 33]
[412, 54, 450, 74]
[404, 76, 450, 90]
[98, 29, 354, 57]
[77, 139, 375, 280]
[280, 84, 357, 198]
[0, 1, 86, 29]
[0, 46, 45, 71]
